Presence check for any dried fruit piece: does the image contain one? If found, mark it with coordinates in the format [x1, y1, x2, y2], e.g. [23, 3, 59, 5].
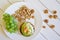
[49, 24, 55, 29]
[44, 19, 48, 23]
[44, 9, 48, 14]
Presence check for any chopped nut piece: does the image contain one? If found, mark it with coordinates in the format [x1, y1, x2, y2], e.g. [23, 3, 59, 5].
[49, 15, 53, 19]
[31, 16, 34, 19]
[30, 9, 34, 14]
[44, 9, 48, 14]
[49, 24, 55, 29]
[44, 19, 48, 23]
[42, 26, 46, 28]
[53, 15, 58, 19]
[52, 10, 57, 14]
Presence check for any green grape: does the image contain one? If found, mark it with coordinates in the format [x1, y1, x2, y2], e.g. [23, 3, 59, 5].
[8, 29, 14, 33]
[3, 13, 18, 33]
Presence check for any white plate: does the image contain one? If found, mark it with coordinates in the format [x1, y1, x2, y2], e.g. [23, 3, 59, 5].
[2, 2, 42, 40]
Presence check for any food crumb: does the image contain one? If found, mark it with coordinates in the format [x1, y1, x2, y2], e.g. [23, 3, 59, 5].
[44, 19, 48, 23]
[42, 26, 46, 28]
[44, 9, 48, 14]
[48, 15, 53, 19]
[53, 15, 58, 19]
[52, 10, 57, 14]
[49, 24, 55, 29]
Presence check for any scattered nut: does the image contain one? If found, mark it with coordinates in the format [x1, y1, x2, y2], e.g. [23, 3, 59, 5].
[30, 9, 34, 14]
[42, 26, 46, 28]
[49, 15, 53, 19]
[44, 19, 48, 23]
[31, 16, 34, 19]
[53, 15, 58, 19]
[49, 24, 55, 29]
[52, 10, 57, 14]
[44, 9, 48, 14]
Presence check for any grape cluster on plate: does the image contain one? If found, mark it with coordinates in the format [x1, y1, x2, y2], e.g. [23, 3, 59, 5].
[3, 13, 18, 33]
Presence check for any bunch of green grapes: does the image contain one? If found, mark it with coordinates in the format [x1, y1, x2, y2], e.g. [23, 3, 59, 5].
[3, 13, 18, 33]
